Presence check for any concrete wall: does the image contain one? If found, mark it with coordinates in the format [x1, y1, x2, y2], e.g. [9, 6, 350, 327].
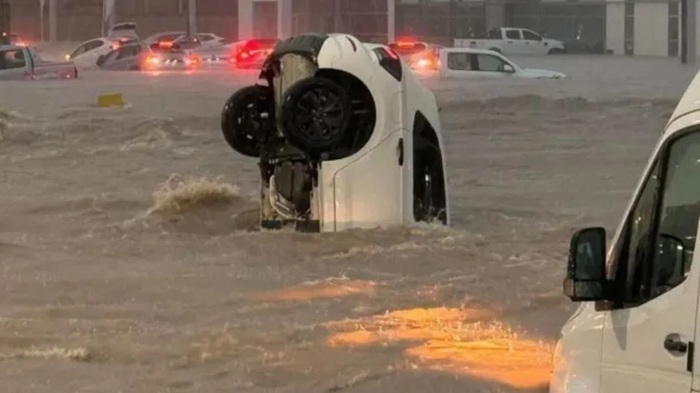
[605, 2, 624, 54]
[633, 3, 668, 56]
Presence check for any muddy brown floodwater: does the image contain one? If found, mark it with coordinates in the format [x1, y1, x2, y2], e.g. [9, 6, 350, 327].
[0, 55, 694, 392]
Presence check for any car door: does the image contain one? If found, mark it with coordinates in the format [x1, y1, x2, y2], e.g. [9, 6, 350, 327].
[473, 53, 513, 78]
[113, 45, 143, 70]
[75, 39, 106, 68]
[598, 122, 700, 393]
[521, 29, 548, 55]
[439, 49, 471, 78]
[503, 29, 524, 54]
[0, 48, 29, 80]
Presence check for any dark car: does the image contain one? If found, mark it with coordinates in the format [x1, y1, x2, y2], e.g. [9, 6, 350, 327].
[97, 41, 147, 70]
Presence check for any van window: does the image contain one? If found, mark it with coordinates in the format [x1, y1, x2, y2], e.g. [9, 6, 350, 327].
[608, 130, 700, 306]
[0, 49, 27, 70]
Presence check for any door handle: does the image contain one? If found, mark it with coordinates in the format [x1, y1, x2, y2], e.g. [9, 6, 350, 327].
[664, 333, 689, 353]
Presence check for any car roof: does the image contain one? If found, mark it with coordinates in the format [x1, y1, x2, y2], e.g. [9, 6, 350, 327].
[441, 47, 506, 55]
[0, 45, 25, 50]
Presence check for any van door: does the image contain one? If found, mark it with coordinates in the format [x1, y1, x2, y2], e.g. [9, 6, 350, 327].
[598, 125, 700, 393]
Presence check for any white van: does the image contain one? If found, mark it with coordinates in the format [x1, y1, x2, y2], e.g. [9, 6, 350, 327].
[550, 70, 700, 391]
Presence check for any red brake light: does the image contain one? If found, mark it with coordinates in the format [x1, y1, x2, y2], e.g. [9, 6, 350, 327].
[158, 41, 174, 48]
[111, 42, 120, 50]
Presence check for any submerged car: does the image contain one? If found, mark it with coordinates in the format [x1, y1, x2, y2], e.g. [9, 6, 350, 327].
[439, 47, 565, 79]
[140, 40, 202, 71]
[66, 22, 140, 69]
[228, 38, 278, 69]
[96, 41, 148, 71]
[388, 38, 442, 71]
[1, 45, 77, 80]
[220, 33, 449, 232]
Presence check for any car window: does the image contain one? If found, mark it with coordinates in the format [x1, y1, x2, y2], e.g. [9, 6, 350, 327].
[86, 40, 105, 51]
[476, 54, 508, 72]
[97, 50, 118, 66]
[522, 30, 541, 40]
[0, 49, 27, 70]
[488, 28, 503, 39]
[608, 130, 700, 305]
[197, 34, 213, 42]
[70, 43, 89, 58]
[505, 30, 521, 40]
[116, 45, 142, 60]
[446, 52, 473, 71]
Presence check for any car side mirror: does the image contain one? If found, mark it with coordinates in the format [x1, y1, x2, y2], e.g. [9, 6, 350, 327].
[563, 227, 608, 302]
[503, 64, 514, 73]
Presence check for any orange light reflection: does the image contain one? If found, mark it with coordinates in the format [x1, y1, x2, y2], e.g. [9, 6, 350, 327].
[325, 307, 554, 390]
[253, 279, 378, 302]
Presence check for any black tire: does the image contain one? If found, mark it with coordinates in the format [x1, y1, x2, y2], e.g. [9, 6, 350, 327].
[280, 77, 352, 153]
[548, 48, 564, 55]
[414, 142, 447, 225]
[221, 84, 275, 158]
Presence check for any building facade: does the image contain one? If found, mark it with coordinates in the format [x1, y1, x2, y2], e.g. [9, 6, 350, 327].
[5, 0, 696, 58]
[605, 0, 685, 57]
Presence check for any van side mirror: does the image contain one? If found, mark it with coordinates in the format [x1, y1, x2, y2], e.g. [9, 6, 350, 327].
[563, 227, 609, 302]
[503, 64, 514, 73]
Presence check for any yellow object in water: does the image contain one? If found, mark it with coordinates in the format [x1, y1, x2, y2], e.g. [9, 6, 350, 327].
[97, 93, 124, 108]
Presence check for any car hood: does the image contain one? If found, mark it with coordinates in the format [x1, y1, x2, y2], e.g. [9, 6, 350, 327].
[518, 67, 566, 79]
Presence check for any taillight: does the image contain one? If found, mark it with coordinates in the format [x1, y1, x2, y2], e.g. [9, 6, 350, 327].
[184, 55, 200, 66]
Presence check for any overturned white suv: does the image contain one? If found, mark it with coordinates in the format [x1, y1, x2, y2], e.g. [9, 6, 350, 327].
[221, 33, 450, 232]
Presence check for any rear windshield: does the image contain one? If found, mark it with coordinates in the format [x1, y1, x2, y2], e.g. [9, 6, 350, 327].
[388, 42, 428, 56]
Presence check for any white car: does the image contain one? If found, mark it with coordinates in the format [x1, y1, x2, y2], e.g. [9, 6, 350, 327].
[438, 47, 565, 79]
[220, 33, 449, 232]
[66, 23, 139, 69]
[143, 31, 224, 48]
[67, 37, 124, 69]
[551, 68, 700, 391]
[454, 27, 566, 55]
